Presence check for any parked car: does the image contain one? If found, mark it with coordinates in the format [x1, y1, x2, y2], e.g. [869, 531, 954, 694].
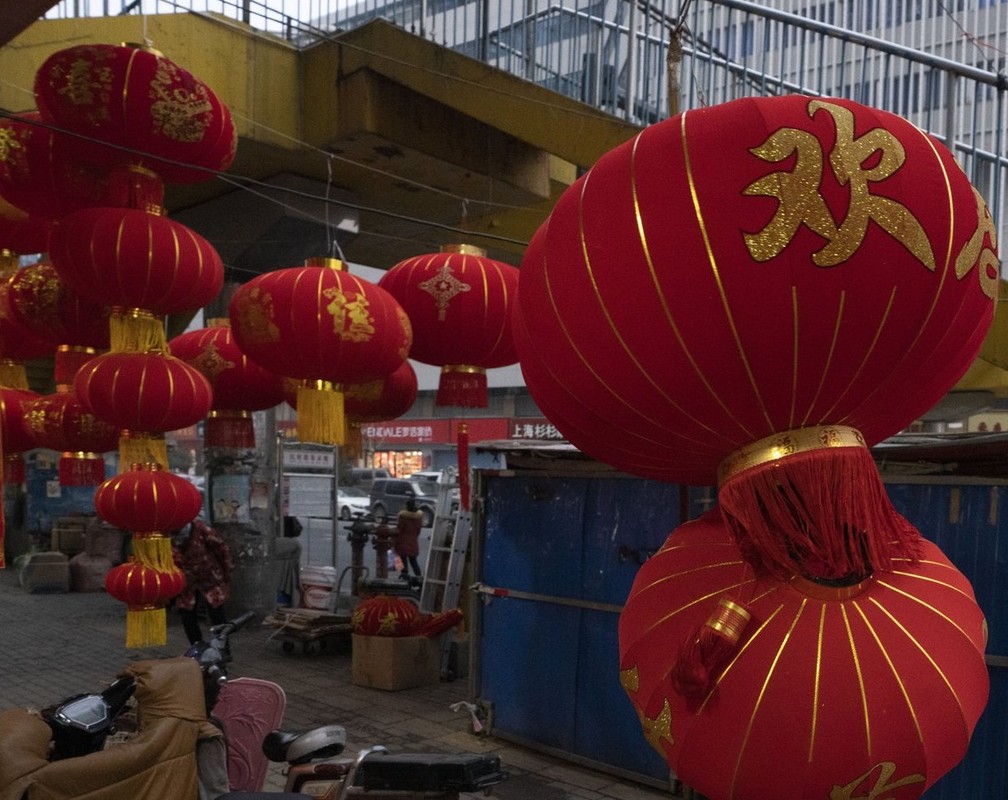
[369, 478, 439, 527]
[337, 486, 371, 520]
[409, 470, 460, 513]
[349, 467, 391, 492]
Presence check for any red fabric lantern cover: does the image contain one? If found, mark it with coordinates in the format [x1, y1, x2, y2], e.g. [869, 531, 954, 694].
[350, 594, 422, 636]
[74, 350, 213, 433]
[379, 245, 519, 408]
[6, 261, 110, 351]
[516, 95, 996, 486]
[34, 44, 236, 184]
[48, 204, 224, 316]
[95, 463, 203, 532]
[229, 259, 412, 445]
[0, 276, 53, 387]
[0, 112, 111, 219]
[618, 509, 989, 800]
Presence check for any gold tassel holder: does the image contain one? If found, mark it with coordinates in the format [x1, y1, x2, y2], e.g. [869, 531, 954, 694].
[119, 431, 169, 471]
[110, 307, 167, 353]
[296, 380, 345, 445]
[672, 596, 752, 705]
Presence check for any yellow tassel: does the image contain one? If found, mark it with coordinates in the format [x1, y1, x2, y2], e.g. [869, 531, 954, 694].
[296, 382, 345, 445]
[131, 533, 179, 572]
[125, 606, 167, 648]
[119, 432, 169, 471]
[110, 308, 167, 353]
[0, 362, 28, 390]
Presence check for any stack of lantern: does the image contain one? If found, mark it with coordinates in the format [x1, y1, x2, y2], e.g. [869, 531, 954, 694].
[229, 257, 412, 447]
[515, 95, 995, 798]
[379, 245, 520, 510]
[350, 594, 463, 638]
[169, 318, 286, 450]
[26, 42, 234, 645]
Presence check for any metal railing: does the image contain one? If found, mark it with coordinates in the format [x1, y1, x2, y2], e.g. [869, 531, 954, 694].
[45, 0, 1008, 237]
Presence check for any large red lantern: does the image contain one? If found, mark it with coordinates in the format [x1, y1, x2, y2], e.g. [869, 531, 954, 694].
[34, 44, 236, 184]
[350, 594, 422, 636]
[169, 319, 285, 449]
[229, 258, 412, 445]
[518, 95, 994, 485]
[379, 244, 519, 409]
[618, 509, 989, 800]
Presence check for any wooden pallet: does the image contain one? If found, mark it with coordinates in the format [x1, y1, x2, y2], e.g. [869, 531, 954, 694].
[263, 608, 353, 654]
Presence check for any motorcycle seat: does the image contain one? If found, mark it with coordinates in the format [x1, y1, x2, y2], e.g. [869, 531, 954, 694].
[262, 725, 347, 765]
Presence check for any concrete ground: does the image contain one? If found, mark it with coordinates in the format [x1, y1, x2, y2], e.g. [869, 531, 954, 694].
[0, 564, 676, 800]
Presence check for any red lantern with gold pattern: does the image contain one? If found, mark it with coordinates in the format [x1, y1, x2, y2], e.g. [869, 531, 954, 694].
[342, 360, 418, 423]
[516, 95, 995, 487]
[5, 260, 110, 351]
[25, 392, 118, 486]
[1, 386, 39, 484]
[0, 112, 111, 219]
[350, 594, 422, 637]
[105, 558, 186, 647]
[379, 245, 519, 408]
[0, 255, 53, 389]
[229, 258, 412, 445]
[618, 509, 989, 800]
[169, 319, 284, 449]
[34, 44, 236, 184]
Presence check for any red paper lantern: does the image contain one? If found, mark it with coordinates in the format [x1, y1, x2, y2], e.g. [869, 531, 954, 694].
[379, 245, 519, 408]
[34, 44, 236, 184]
[350, 594, 422, 636]
[95, 462, 203, 532]
[516, 95, 996, 486]
[0, 260, 53, 388]
[618, 509, 989, 800]
[5, 260, 110, 351]
[48, 196, 224, 317]
[343, 360, 418, 422]
[74, 350, 213, 433]
[0, 387, 40, 454]
[0, 112, 111, 219]
[229, 258, 412, 445]
[168, 319, 284, 448]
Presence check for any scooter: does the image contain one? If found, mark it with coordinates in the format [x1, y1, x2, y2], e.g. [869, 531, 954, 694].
[0, 613, 506, 800]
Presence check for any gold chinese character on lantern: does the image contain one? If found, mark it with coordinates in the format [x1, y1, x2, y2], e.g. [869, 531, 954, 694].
[829, 762, 925, 800]
[744, 99, 935, 271]
[324, 286, 374, 342]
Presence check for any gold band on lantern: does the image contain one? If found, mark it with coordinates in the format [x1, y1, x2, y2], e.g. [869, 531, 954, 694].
[704, 597, 751, 644]
[208, 409, 251, 420]
[716, 425, 867, 487]
[304, 256, 346, 271]
[442, 364, 486, 376]
[441, 244, 488, 257]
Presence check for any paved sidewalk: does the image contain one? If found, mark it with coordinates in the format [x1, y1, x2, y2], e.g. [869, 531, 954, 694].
[0, 566, 673, 800]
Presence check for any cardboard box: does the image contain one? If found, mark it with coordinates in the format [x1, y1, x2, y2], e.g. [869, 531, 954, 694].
[352, 634, 441, 691]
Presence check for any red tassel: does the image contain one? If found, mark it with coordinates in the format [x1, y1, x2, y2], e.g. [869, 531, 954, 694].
[718, 429, 922, 581]
[436, 366, 487, 408]
[205, 411, 256, 449]
[672, 596, 751, 705]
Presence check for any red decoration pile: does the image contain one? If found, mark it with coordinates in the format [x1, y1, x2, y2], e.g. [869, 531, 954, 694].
[350, 595, 422, 637]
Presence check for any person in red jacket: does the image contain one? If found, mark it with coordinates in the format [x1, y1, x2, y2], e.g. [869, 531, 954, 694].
[395, 499, 424, 585]
[171, 518, 234, 645]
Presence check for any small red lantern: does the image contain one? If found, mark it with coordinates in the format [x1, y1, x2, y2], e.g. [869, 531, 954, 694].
[379, 244, 519, 408]
[25, 392, 118, 486]
[169, 319, 285, 449]
[350, 594, 422, 636]
[0, 257, 53, 389]
[75, 350, 213, 467]
[34, 44, 236, 184]
[105, 559, 186, 647]
[229, 258, 412, 445]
